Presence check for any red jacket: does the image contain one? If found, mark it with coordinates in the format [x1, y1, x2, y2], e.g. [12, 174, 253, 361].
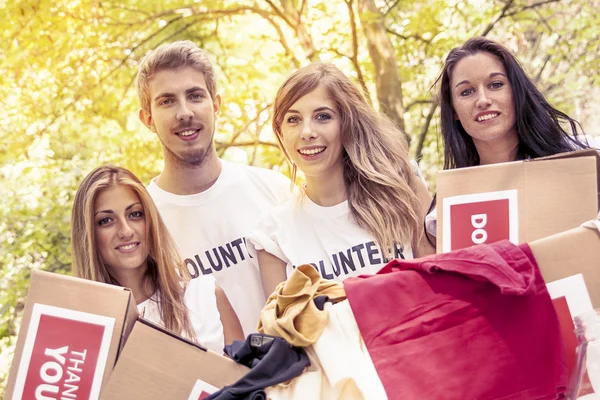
[343, 240, 567, 400]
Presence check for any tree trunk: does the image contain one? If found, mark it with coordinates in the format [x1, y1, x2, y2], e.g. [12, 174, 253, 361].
[357, 0, 408, 144]
[274, 0, 319, 62]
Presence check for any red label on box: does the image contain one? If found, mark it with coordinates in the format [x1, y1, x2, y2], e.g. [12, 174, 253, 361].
[198, 391, 212, 400]
[12, 304, 114, 400]
[553, 297, 578, 378]
[189, 379, 220, 400]
[442, 190, 518, 252]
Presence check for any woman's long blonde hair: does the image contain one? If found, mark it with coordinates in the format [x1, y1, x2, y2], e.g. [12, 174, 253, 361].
[273, 63, 422, 256]
[71, 165, 195, 340]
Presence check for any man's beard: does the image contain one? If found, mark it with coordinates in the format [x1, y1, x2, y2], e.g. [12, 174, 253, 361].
[162, 123, 216, 168]
[166, 141, 215, 168]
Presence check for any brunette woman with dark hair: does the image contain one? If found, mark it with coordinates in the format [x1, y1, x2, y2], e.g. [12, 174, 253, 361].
[440, 36, 589, 168]
[426, 36, 592, 239]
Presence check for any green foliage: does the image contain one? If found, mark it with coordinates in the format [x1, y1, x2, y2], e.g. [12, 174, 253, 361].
[2, 0, 599, 394]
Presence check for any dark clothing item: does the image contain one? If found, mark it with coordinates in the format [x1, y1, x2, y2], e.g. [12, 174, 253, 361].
[206, 334, 310, 400]
[344, 240, 568, 400]
[314, 295, 330, 311]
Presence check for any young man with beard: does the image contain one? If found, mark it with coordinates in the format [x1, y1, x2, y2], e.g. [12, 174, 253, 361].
[137, 41, 291, 336]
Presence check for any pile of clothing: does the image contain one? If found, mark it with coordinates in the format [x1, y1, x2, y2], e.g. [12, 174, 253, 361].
[209, 240, 568, 400]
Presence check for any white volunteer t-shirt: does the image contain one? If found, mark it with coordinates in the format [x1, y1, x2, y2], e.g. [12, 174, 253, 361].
[246, 195, 414, 281]
[137, 275, 224, 353]
[147, 159, 291, 336]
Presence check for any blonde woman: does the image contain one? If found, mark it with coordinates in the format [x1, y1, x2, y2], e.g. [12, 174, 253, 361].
[247, 63, 435, 297]
[71, 165, 243, 352]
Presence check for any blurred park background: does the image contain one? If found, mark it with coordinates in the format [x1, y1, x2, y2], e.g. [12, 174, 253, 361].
[1, 0, 599, 393]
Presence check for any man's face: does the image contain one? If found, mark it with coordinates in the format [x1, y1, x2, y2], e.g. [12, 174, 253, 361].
[140, 67, 221, 167]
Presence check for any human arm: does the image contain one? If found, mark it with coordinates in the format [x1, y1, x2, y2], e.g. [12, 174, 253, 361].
[257, 249, 288, 299]
[215, 284, 244, 344]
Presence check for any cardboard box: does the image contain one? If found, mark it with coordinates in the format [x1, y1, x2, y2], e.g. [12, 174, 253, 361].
[532, 222, 600, 309]
[530, 222, 600, 396]
[436, 149, 599, 253]
[100, 319, 249, 400]
[4, 269, 138, 400]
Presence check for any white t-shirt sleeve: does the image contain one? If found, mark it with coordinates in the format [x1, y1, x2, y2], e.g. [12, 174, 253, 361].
[584, 135, 600, 149]
[569, 134, 600, 150]
[245, 210, 289, 263]
[425, 206, 437, 238]
[184, 275, 225, 353]
[410, 159, 430, 191]
[411, 159, 436, 237]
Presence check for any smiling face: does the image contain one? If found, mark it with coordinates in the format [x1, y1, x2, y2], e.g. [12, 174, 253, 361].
[139, 66, 221, 168]
[94, 185, 148, 277]
[450, 52, 518, 147]
[280, 84, 344, 180]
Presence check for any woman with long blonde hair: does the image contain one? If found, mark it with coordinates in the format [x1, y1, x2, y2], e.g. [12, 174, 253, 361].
[71, 165, 243, 352]
[247, 63, 435, 296]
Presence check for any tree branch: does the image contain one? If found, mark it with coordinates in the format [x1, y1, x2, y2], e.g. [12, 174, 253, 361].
[215, 140, 281, 150]
[345, 0, 370, 100]
[264, 0, 296, 28]
[480, 0, 561, 38]
[227, 103, 273, 149]
[534, 54, 552, 84]
[385, 29, 432, 44]
[504, 0, 561, 17]
[328, 46, 351, 59]
[415, 100, 439, 161]
[530, 6, 555, 32]
[105, 4, 152, 18]
[383, 0, 401, 16]
[298, 0, 308, 22]
[406, 99, 433, 112]
[255, 11, 301, 68]
[480, 0, 515, 37]
[10, 0, 41, 41]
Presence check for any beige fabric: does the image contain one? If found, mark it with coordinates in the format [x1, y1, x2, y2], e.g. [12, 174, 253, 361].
[258, 264, 346, 346]
[266, 301, 388, 400]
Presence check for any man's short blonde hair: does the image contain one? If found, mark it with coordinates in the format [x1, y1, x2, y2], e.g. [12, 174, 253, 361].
[136, 40, 217, 113]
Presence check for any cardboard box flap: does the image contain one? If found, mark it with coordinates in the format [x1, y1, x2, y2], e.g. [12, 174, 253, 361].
[116, 288, 141, 361]
[533, 149, 600, 207]
[101, 319, 249, 400]
[29, 269, 130, 293]
[522, 157, 597, 242]
[532, 148, 599, 163]
[137, 317, 209, 352]
[530, 224, 600, 308]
